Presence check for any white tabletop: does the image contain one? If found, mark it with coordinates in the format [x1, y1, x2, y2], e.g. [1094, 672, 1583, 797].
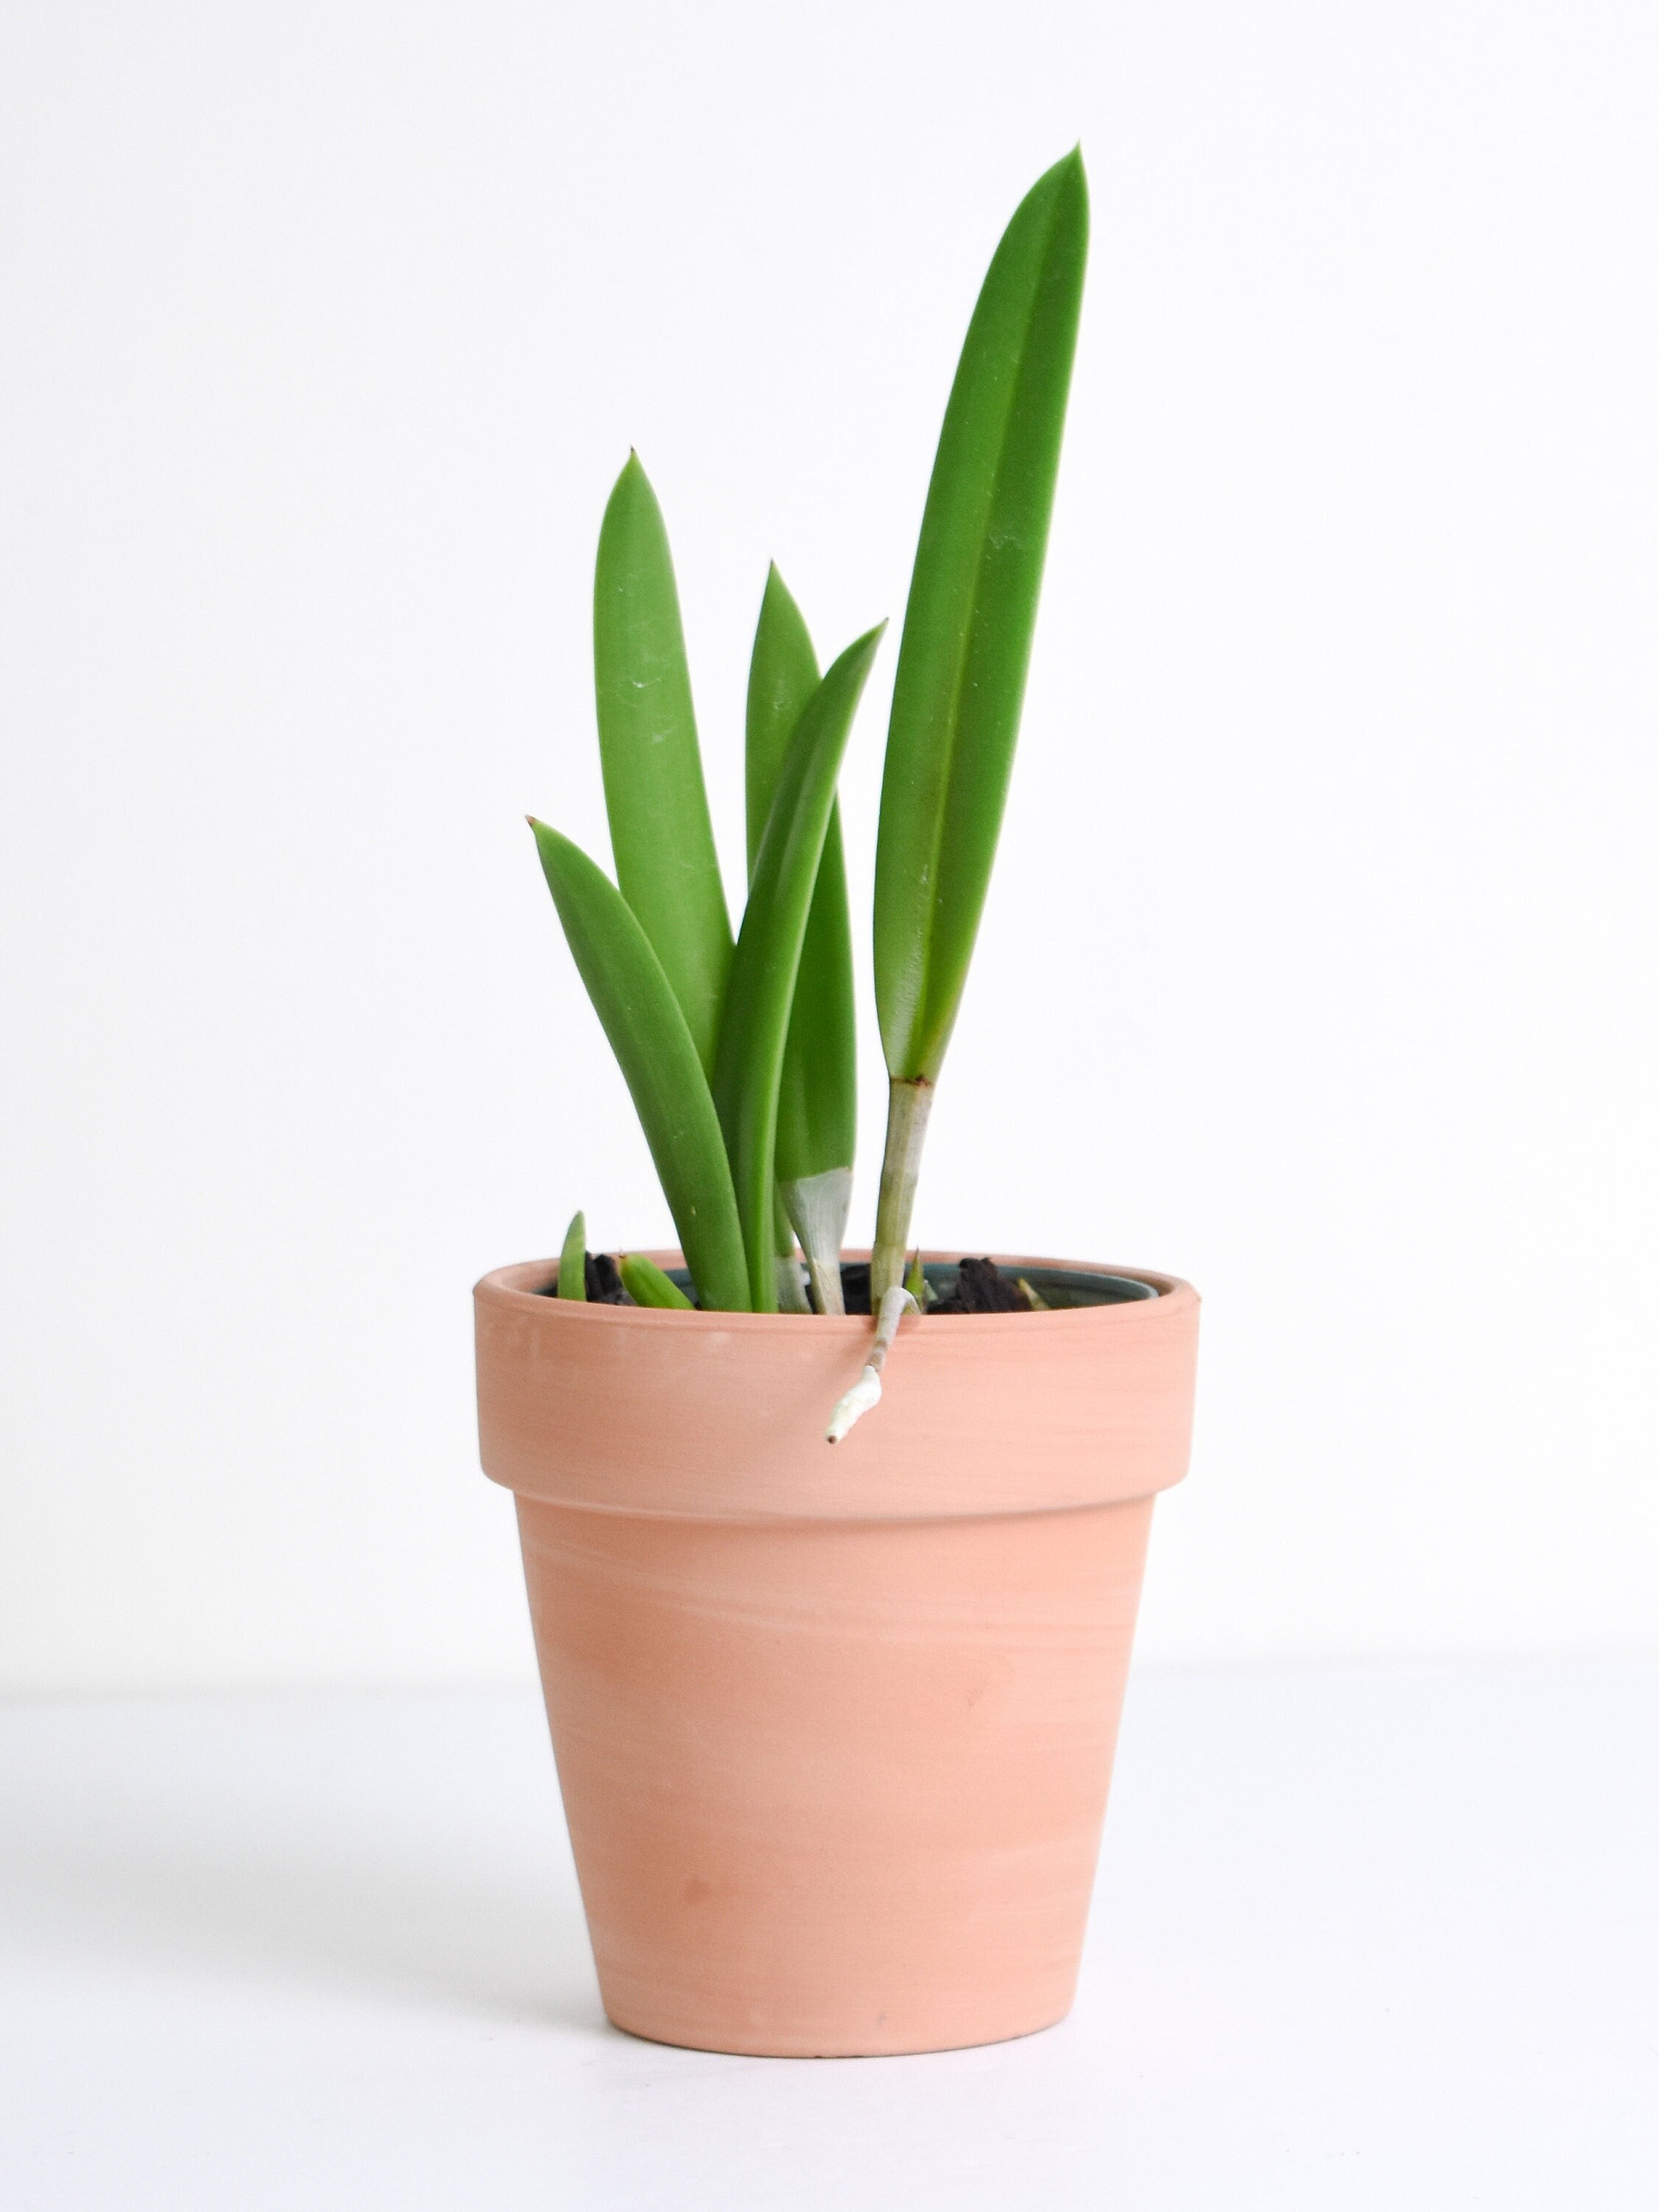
[4, 1663, 1655, 2209]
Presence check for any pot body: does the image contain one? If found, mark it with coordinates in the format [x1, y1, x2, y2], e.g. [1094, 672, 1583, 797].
[476, 1252, 1198, 2058]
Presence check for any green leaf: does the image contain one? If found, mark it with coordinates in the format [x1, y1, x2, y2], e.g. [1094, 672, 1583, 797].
[713, 623, 886, 1310]
[777, 811, 857, 1180]
[745, 564, 819, 877]
[530, 820, 751, 1312]
[594, 453, 733, 1073]
[873, 150, 1089, 1083]
[557, 1210, 587, 1300]
[619, 1253, 694, 1308]
[745, 566, 858, 1196]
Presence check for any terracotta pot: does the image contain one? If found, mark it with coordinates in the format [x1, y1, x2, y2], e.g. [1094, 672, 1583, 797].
[474, 1249, 1199, 2058]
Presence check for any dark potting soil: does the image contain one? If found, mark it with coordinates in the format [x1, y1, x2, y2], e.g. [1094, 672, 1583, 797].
[541, 1253, 1034, 1314]
[583, 1252, 629, 1304]
[928, 1256, 1032, 1313]
[838, 1257, 1032, 1315]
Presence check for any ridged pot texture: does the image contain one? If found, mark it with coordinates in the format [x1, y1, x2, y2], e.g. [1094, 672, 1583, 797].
[475, 1251, 1199, 2058]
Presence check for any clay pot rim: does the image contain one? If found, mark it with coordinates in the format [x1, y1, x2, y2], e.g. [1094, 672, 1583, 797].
[476, 1249, 1192, 1335]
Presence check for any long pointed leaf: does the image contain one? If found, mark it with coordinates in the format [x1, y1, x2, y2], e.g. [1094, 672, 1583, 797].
[745, 564, 819, 877]
[777, 813, 856, 1182]
[714, 623, 885, 1310]
[530, 820, 750, 1312]
[873, 150, 1088, 1082]
[593, 453, 732, 1073]
[744, 566, 858, 1194]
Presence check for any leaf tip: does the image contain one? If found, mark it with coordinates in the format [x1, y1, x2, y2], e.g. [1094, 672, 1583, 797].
[609, 448, 651, 504]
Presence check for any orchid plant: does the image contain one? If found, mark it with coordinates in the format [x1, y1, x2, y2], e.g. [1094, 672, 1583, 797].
[531, 151, 1088, 1323]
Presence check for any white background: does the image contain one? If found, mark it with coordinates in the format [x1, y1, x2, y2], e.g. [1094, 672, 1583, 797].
[8, 1671, 1657, 2208]
[3, 0, 1655, 1695]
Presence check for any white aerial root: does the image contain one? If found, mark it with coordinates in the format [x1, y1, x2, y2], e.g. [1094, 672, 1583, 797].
[824, 1284, 917, 1444]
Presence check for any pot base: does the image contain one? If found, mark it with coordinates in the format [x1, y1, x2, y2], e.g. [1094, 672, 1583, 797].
[600, 2003, 1071, 2061]
[519, 1496, 1154, 2063]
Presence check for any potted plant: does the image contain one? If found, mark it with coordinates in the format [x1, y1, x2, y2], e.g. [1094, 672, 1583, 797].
[474, 150, 1200, 2059]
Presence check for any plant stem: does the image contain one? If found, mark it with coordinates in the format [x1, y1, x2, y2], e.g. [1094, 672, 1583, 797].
[871, 1077, 933, 1302]
[771, 1191, 811, 1312]
[782, 1166, 852, 1315]
[775, 1252, 812, 1312]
